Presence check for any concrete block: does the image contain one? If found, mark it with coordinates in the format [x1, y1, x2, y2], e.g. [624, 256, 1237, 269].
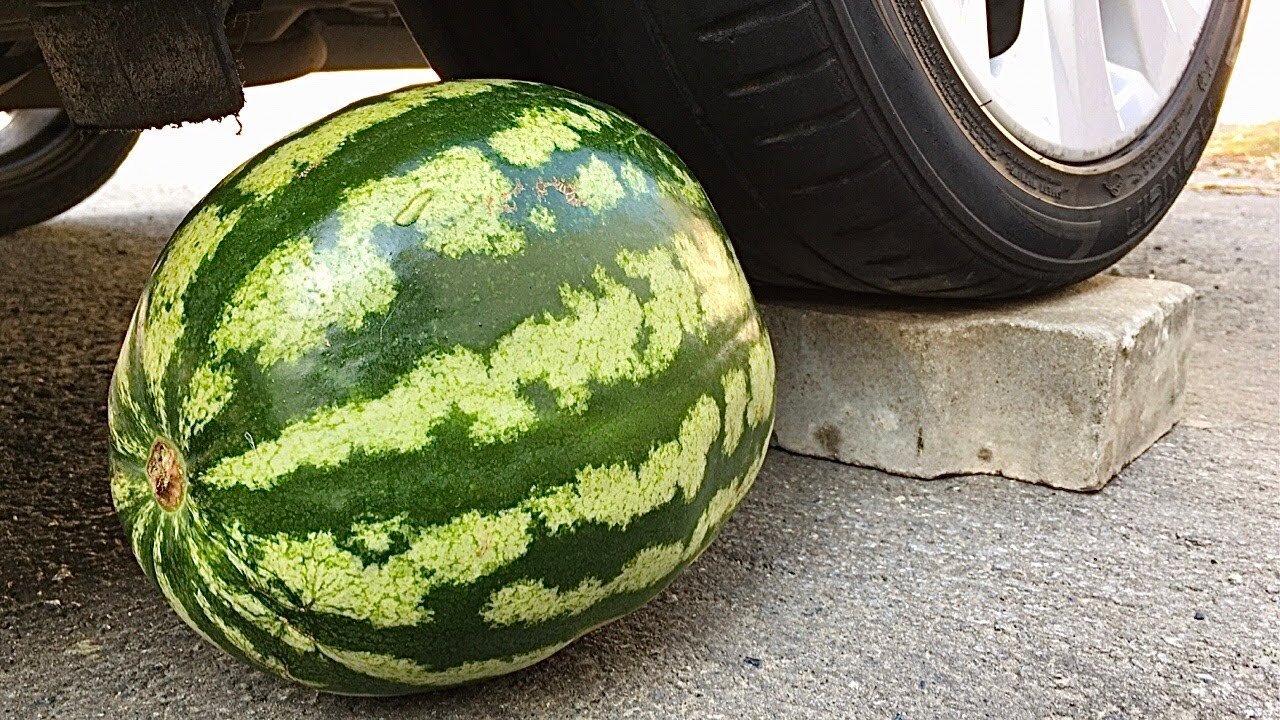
[762, 276, 1195, 491]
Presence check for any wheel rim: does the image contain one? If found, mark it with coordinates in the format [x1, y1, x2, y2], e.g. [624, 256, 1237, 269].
[0, 109, 64, 157]
[919, 0, 1212, 163]
[0, 109, 85, 195]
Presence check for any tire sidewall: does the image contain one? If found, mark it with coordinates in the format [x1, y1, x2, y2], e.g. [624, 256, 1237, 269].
[0, 113, 138, 233]
[824, 0, 1246, 272]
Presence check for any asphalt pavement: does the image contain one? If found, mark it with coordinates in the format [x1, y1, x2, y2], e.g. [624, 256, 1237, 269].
[1, 85, 1277, 717]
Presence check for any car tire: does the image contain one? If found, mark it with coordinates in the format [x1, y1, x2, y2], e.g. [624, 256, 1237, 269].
[0, 109, 139, 235]
[400, 0, 1249, 297]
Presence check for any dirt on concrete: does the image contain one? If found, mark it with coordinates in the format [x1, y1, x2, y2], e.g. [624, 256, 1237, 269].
[1191, 122, 1280, 195]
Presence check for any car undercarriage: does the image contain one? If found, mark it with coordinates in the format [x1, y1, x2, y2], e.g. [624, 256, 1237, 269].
[1, 1, 424, 128]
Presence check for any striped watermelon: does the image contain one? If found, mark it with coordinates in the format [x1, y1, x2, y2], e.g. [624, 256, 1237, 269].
[108, 80, 774, 695]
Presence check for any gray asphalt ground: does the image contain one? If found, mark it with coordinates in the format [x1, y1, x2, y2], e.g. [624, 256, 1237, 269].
[1, 100, 1277, 716]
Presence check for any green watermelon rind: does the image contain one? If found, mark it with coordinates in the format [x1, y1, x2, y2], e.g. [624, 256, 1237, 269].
[108, 79, 775, 695]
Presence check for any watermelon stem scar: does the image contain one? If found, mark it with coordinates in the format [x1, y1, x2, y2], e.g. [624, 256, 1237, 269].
[146, 438, 185, 511]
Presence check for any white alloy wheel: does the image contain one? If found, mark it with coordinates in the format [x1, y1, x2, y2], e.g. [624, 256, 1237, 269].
[920, 0, 1212, 162]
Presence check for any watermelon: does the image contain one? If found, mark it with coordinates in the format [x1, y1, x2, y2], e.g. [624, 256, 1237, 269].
[108, 80, 775, 695]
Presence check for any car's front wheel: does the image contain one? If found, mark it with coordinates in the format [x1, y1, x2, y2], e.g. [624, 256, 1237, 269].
[0, 109, 139, 235]
[401, 0, 1249, 297]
